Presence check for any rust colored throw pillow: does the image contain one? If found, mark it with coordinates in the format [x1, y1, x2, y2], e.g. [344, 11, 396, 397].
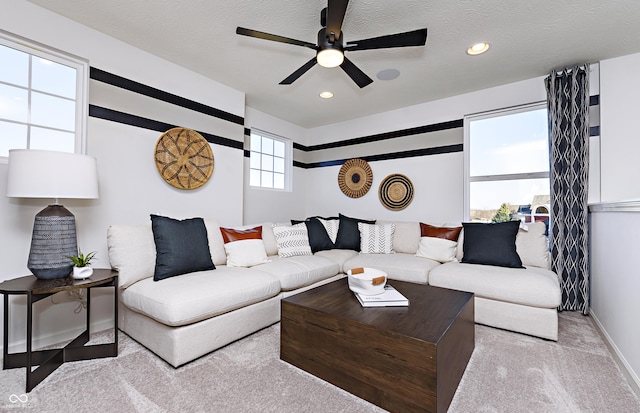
[419, 223, 462, 241]
[219, 226, 269, 267]
[220, 226, 263, 243]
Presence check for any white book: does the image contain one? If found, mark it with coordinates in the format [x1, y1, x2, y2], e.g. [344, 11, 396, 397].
[355, 285, 409, 307]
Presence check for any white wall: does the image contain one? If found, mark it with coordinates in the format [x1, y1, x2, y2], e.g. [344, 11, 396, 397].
[1, 0, 245, 350]
[600, 53, 640, 202]
[304, 77, 548, 223]
[590, 210, 640, 390]
[588, 51, 640, 390]
[243, 107, 307, 224]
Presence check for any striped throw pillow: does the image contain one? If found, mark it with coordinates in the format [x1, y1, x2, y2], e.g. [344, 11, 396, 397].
[358, 223, 395, 254]
[272, 223, 312, 258]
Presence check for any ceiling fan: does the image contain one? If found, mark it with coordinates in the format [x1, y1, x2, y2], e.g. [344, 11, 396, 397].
[236, 0, 428, 88]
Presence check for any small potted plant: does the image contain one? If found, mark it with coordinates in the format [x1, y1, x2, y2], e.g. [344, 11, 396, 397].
[67, 250, 97, 279]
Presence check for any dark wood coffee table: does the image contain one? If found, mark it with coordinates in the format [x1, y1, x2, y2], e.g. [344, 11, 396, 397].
[281, 279, 474, 413]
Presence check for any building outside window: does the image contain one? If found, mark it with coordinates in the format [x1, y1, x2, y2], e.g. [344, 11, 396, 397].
[464, 103, 550, 224]
[0, 30, 88, 160]
[249, 129, 292, 190]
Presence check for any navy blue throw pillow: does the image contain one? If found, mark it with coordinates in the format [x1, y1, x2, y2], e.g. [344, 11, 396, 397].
[462, 221, 524, 268]
[291, 217, 334, 253]
[334, 213, 376, 251]
[151, 215, 215, 281]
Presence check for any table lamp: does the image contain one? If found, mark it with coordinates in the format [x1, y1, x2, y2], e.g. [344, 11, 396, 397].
[6, 149, 99, 280]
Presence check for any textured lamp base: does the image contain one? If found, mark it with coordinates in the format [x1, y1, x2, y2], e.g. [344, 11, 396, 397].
[28, 205, 77, 280]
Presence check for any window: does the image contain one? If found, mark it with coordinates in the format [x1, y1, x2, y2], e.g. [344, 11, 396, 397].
[249, 129, 291, 190]
[0, 30, 88, 160]
[464, 103, 550, 223]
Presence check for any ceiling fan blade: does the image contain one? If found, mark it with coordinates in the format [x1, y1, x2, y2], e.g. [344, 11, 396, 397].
[326, 0, 349, 40]
[345, 28, 428, 51]
[236, 27, 317, 50]
[339, 56, 373, 88]
[280, 57, 318, 85]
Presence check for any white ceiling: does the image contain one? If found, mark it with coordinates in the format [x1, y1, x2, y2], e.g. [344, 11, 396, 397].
[25, 0, 640, 128]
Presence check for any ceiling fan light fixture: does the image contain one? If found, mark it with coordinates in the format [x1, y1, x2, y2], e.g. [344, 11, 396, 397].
[317, 48, 344, 68]
[467, 42, 489, 55]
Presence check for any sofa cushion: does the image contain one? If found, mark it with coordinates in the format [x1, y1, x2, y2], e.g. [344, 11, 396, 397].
[204, 220, 227, 266]
[334, 213, 375, 251]
[151, 215, 215, 281]
[314, 249, 359, 273]
[107, 223, 156, 289]
[121, 267, 281, 327]
[253, 255, 340, 291]
[462, 221, 523, 268]
[375, 221, 420, 254]
[358, 222, 395, 254]
[272, 223, 313, 258]
[343, 252, 439, 284]
[429, 261, 561, 308]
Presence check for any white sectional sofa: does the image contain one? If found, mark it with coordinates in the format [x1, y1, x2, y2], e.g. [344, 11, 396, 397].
[107, 217, 561, 367]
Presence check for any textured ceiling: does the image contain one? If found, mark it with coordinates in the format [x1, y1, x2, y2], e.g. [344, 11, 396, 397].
[24, 0, 640, 128]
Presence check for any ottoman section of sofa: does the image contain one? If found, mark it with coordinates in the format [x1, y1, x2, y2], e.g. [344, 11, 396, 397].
[343, 253, 440, 285]
[121, 267, 281, 327]
[429, 262, 561, 308]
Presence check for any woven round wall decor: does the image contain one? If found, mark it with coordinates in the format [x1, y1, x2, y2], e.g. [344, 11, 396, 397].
[154, 127, 214, 190]
[338, 158, 373, 198]
[379, 174, 414, 211]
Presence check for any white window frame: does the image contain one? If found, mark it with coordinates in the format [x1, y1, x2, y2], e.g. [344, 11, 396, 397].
[0, 29, 89, 162]
[464, 101, 549, 221]
[248, 128, 293, 191]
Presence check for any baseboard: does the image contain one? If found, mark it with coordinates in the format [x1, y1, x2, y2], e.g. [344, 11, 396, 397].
[1, 318, 115, 354]
[590, 310, 640, 398]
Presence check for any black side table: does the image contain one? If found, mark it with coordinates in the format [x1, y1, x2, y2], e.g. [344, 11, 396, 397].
[1, 269, 118, 392]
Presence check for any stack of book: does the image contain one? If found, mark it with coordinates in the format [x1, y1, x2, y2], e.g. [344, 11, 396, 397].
[354, 285, 409, 307]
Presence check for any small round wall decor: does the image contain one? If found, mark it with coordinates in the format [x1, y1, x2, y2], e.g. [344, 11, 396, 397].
[154, 128, 214, 190]
[338, 158, 373, 198]
[379, 174, 414, 211]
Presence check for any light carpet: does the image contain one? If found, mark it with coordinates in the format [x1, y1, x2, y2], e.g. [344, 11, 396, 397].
[1, 312, 638, 412]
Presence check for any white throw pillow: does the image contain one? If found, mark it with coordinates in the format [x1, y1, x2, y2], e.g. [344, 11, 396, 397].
[223, 239, 270, 267]
[358, 222, 395, 254]
[318, 218, 339, 244]
[416, 236, 458, 263]
[515, 222, 550, 269]
[272, 223, 313, 258]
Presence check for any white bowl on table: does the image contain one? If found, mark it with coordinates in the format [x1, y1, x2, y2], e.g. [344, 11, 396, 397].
[347, 267, 387, 296]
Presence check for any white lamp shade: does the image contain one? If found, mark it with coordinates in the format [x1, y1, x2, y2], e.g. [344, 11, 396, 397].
[6, 149, 99, 199]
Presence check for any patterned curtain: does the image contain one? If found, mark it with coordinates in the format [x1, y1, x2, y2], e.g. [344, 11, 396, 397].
[544, 64, 590, 314]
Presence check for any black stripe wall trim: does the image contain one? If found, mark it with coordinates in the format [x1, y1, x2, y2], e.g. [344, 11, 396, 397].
[296, 144, 463, 168]
[292, 119, 463, 152]
[89, 105, 244, 150]
[244, 144, 463, 168]
[90, 67, 245, 126]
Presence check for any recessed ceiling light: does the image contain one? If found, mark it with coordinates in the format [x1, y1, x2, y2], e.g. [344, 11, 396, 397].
[467, 42, 490, 55]
[319, 91, 334, 99]
[376, 68, 400, 81]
